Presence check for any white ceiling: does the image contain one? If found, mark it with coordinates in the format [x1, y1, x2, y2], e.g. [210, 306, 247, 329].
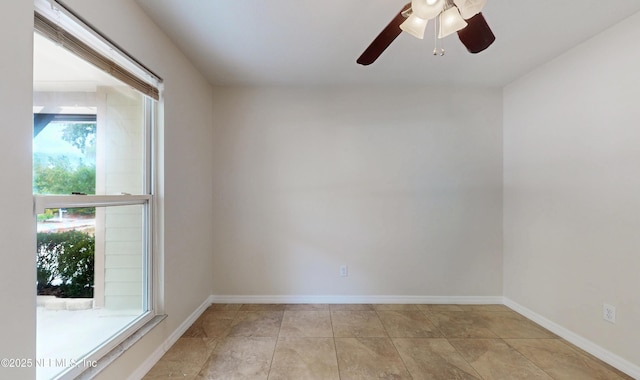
[134, 0, 640, 87]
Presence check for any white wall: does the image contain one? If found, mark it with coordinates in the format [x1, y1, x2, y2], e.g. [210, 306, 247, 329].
[0, 1, 37, 379]
[212, 86, 503, 298]
[0, 0, 215, 378]
[7, 0, 637, 377]
[504, 12, 640, 369]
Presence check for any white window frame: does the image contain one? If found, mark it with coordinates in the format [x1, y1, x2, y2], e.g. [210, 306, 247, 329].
[33, 1, 164, 378]
[34, 195, 152, 215]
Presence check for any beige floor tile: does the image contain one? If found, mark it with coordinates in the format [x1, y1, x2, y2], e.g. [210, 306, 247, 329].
[560, 341, 635, 380]
[279, 310, 333, 337]
[184, 307, 240, 338]
[393, 338, 481, 379]
[208, 304, 243, 312]
[505, 339, 631, 380]
[373, 304, 420, 311]
[240, 304, 286, 311]
[202, 304, 241, 320]
[196, 336, 276, 380]
[478, 311, 557, 339]
[285, 303, 330, 311]
[182, 317, 208, 338]
[144, 368, 198, 380]
[377, 311, 442, 338]
[449, 338, 553, 379]
[143, 337, 216, 379]
[425, 311, 499, 338]
[458, 304, 512, 312]
[147, 304, 630, 380]
[268, 337, 339, 380]
[203, 310, 239, 320]
[201, 315, 234, 338]
[418, 304, 466, 312]
[160, 337, 217, 361]
[331, 310, 387, 337]
[329, 304, 374, 311]
[335, 337, 411, 379]
[228, 311, 283, 337]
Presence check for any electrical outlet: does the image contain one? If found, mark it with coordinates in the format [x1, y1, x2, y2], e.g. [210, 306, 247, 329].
[603, 303, 616, 323]
[339, 265, 348, 277]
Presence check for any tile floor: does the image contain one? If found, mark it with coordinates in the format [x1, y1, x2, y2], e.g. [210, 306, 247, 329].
[143, 304, 632, 380]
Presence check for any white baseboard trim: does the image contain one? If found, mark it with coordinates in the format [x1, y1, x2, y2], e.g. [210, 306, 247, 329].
[504, 297, 640, 379]
[128, 296, 212, 380]
[209, 294, 504, 305]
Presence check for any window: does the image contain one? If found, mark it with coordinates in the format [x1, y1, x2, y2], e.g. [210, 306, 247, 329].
[33, 1, 162, 378]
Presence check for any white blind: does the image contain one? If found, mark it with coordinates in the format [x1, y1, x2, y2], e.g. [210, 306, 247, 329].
[34, 1, 161, 100]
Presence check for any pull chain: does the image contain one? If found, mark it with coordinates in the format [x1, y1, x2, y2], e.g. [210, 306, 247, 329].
[433, 15, 445, 56]
[433, 16, 438, 55]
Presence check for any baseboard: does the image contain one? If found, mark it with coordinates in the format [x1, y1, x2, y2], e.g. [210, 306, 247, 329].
[504, 297, 640, 379]
[128, 296, 212, 380]
[209, 294, 504, 304]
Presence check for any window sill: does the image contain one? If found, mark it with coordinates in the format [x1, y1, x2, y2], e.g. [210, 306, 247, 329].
[76, 314, 167, 379]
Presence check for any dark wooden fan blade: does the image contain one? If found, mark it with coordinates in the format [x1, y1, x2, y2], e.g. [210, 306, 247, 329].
[357, 3, 411, 65]
[457, 12, 495, 54]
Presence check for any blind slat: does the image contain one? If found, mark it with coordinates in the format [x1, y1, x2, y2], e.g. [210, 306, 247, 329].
[34, 12, 160, 101]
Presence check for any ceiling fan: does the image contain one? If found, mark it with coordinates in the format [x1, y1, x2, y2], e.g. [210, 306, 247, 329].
[357, 0, 495, 65]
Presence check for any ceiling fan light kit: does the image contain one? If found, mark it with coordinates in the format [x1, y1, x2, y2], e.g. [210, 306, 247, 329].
[454, 0, 488, 19]
[399, 13, 429, 39]
[438, 6, 468, 38]
[357, 0, 495, 65]
[411, 0, 445, 19]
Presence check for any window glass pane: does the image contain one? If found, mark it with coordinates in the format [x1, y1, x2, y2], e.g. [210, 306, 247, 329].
[36, 205, 147, 380]
[34, 26, 153, 379]
[33, 120, 96, 195]
[96, 86, 147, 196]
[33, 32, 147, 197]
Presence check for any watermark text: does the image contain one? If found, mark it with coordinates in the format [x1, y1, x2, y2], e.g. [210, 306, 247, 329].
[1, 357, 97, 369]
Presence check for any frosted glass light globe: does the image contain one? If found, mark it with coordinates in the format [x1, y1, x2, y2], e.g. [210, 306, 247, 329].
[400, 14, 429, 39]
[438, 6, 468, 38]
[453, 0, 487, 19]
[411, 0, 444, 20]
